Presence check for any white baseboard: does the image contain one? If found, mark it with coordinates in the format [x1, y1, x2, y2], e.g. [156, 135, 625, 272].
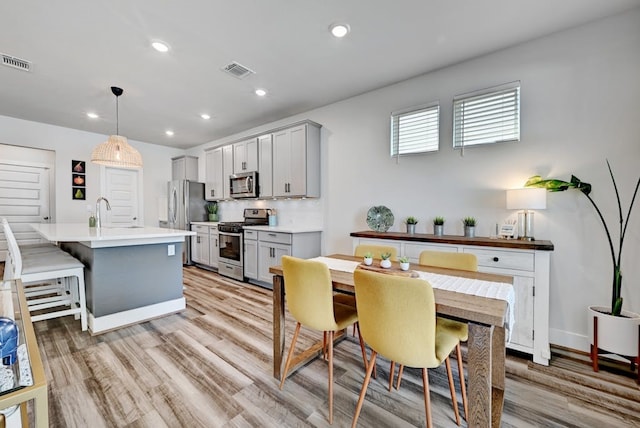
[550, 327, 590, 353]
[88, 298, 186, 334]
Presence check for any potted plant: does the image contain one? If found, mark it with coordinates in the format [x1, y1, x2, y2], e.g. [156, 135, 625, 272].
[399, 256, 410, 271]
[463, 217, 476, 237]
[363, 252, 373, 266]
[380, 252, 392, 269]
[405, 216, 418, 234]
[206, 202, 218, 222]
[433, 216, 445, 236]
[525, 160, 640, 366]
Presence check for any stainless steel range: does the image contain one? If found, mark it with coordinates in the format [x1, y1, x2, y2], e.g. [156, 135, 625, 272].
[217, 208, 269, 281]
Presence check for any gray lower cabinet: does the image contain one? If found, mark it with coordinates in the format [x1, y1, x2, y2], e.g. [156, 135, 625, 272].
[244, 229, 258, 280]
[191, 223, 219, 269]
[248, 229, 321, 286]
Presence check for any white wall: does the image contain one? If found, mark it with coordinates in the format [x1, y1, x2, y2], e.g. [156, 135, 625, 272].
[189, 9, 640, 352]
[0, 115, 184, 225]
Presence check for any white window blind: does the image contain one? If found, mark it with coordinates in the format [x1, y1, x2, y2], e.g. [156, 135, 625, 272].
[453, 82, 520, 148]
[391, 103, 439, 156]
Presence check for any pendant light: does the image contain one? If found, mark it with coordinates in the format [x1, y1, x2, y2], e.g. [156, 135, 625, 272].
[91, 86, 143, 168]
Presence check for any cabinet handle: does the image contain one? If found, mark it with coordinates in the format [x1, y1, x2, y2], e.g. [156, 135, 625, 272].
[493, 257, 499, 262]
[215, 239, 218, 247]
[211, 189, 215, 197]
[197, 236, 201, 243]
[268, 233, 277, 237]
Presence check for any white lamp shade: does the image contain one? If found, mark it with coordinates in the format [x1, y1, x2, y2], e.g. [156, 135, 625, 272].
[506, 188, 547, 210]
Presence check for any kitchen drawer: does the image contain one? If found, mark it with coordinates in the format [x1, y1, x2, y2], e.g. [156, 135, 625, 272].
[244, 229, 258, 241]
[210, 225, 218, 233]
[463, 248, 534, 272]
[258, 231, 292, 245]
[191, 225, 209, 233]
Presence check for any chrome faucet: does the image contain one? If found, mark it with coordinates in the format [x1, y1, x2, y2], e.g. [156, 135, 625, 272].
[96, 197, 111, 229]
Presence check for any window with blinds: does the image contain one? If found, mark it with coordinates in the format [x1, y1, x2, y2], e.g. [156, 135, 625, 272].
[390, 103, 439, 156]
[453, 82, 520, 148]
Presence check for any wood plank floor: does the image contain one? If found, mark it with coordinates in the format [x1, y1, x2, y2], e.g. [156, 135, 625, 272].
[28, 266, 640, 427]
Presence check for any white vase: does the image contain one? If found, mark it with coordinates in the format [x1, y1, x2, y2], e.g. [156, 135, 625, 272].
[363, 257, 373, 266]
[380, 259, 391, 269]
[400, 262, 410, 271]
[588, 305, 640, 357]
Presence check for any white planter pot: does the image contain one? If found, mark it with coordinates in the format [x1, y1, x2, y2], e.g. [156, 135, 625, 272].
[399, 262, 410, 271]
[588, 305, 640, 357]
[363, 257, 373, 266]
[380, 259, 391, 269]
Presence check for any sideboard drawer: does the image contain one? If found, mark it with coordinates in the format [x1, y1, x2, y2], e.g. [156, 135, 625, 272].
[464, 248, 534, 272]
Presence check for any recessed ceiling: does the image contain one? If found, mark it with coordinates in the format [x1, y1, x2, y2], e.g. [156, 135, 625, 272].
[0, 1, 637, 149]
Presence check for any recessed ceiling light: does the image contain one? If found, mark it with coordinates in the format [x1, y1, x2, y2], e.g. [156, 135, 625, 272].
[200, 113, 211, 120]
[87, 112, 99, 119]
[165, 130, 174, 137]
[255, 89, 267, 97]
[329, 23, 350, 38]
[151, 41, 170, 53]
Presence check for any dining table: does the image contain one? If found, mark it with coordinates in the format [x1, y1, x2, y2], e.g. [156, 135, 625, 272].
[270, 254, 514, 428]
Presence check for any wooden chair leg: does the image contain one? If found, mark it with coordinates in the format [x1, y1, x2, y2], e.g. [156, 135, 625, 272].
[279, 322, 302, 389]
[351, 351, 377, 428]
[323, 331, 328, 361]
[356, 323, 368, 372]
[445, 357, 461, 426]
[422, 368, 433, 428]
[455, 344, 468, 421]
[388, 361, 395, 391]
[396, 364, 404, 390]
[328, 330, 334, 424]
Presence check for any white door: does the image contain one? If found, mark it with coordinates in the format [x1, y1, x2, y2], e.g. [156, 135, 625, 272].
[0, 163, 52, 260]
[101, 167, 143, 226]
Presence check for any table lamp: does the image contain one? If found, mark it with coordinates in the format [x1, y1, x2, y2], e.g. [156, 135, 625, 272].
[506, 188, 547, 241]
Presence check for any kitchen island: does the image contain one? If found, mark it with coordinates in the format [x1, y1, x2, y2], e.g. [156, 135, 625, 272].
[29, 223, 195, 334]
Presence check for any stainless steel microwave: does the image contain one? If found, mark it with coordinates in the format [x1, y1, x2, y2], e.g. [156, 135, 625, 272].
[229, 171, 258, 198]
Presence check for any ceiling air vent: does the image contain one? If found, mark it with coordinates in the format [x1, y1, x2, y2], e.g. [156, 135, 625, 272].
[222, 61, 255, 79]
[1, 53, 31, 72]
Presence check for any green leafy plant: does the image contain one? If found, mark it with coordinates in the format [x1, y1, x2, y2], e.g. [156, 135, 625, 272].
[462, 217, 476, 227]
[380, 252, 392, 261]
[433, 216, 445, 225]
[399, 256, 409, 263]
[525, 160, 640, 317]
[363, 252, 373, 259]
[206, 202, 218, 214]
[405, 216, 418, 225]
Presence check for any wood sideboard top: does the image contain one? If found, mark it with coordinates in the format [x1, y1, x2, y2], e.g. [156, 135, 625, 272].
[350, 230, 554, 251]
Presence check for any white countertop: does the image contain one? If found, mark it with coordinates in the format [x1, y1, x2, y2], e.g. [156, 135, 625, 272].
[190, 221, 219, 226]
[242, 225, 323, 234]
[30, 223, 195, 248]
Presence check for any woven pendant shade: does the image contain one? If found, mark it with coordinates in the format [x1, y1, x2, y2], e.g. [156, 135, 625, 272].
[91, 86, 143, 169]
[91, 135, 143, 168]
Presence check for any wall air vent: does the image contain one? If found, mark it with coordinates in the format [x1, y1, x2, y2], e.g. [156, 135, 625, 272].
[1, 53, 31, 72]
[222, 61, 255, 79]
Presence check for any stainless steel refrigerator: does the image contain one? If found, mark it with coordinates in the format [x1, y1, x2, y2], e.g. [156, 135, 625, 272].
[168, 180, 207, 265]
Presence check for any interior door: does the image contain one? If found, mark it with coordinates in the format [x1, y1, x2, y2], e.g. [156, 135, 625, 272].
[101, 167, 142, 226]
[0, 162, 52, 260]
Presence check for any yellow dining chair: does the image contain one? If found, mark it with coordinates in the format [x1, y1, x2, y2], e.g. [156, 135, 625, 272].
[340, 244, 399, 338]
[354, 244, 398, 261]
[352, 269, 462, 428]
[279, 256, 367, 424]
[398, 250, 478, 420]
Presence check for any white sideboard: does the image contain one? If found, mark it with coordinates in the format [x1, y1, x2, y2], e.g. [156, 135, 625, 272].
[351, 231, 554, 366]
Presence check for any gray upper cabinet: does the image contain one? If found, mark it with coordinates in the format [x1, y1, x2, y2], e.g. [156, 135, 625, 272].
[172, 155, 198, 181]
[272, 122, 320, 198]
[258, 134, 273, 199]
[205, 148, 223, 201]
[233, 138, 258, 173]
